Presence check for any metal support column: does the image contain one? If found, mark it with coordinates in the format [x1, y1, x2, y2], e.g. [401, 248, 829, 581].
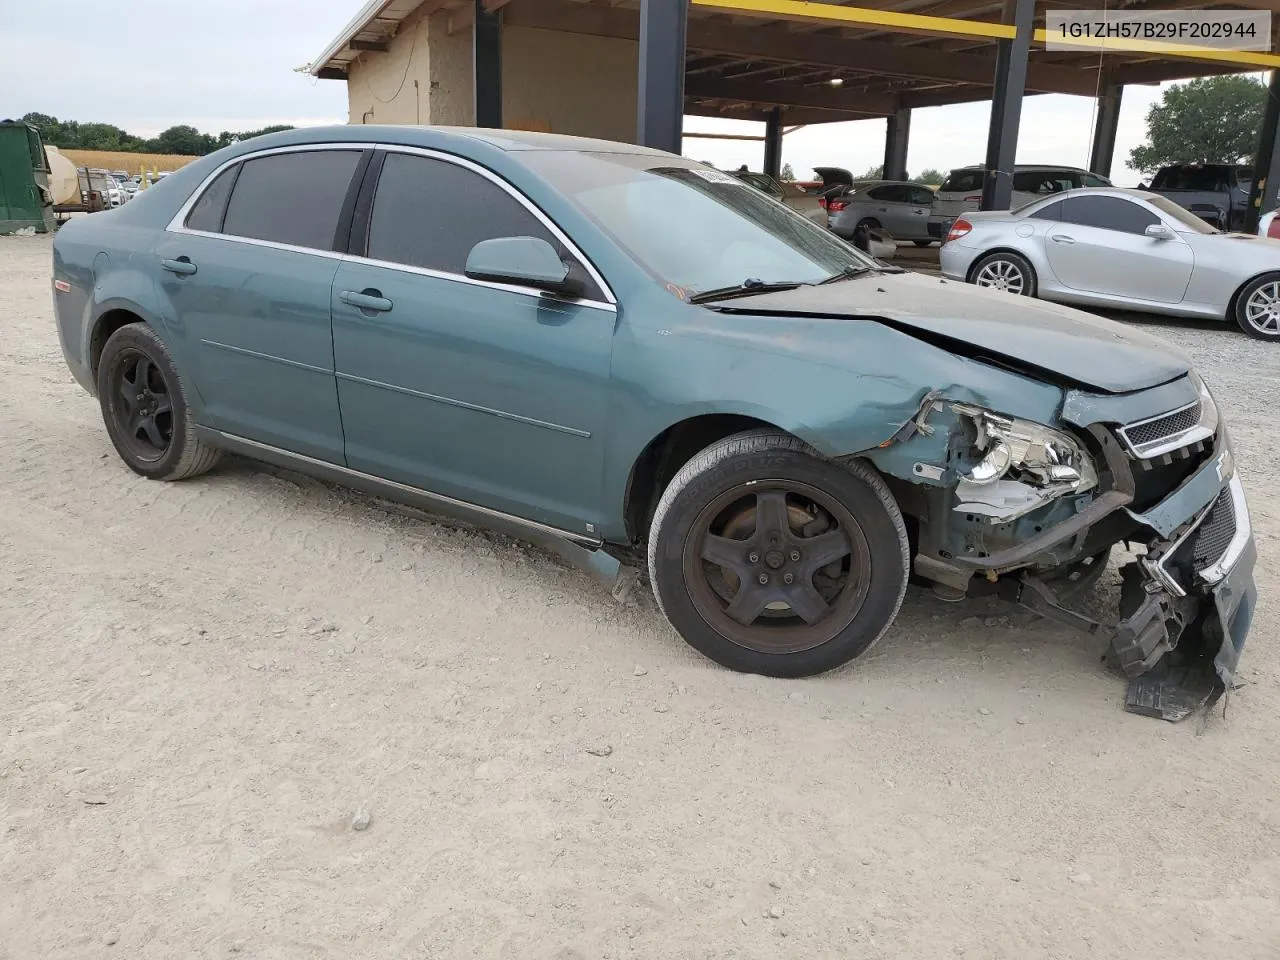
[1248, 69, 1280, 234]
[1088, 82, 1123, 178]
[763, 107, 782, 179]
[883, 107, 911, 182]
[473, 0, 502, 128]
[637, 0, 689, 153]
[980, 0, 1034, 210]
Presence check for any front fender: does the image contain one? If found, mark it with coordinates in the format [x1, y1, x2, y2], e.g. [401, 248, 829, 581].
[600, 308, 1064, 540]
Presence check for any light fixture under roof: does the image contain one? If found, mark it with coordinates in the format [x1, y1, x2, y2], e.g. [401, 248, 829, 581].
[829, 77, 844, 86]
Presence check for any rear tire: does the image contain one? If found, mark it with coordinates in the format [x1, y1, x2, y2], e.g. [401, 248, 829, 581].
[97, 323, 222, 481]
[969, 251, 1036, 297]
[1233, 272, 1280, 340]
[647, 430, 909, 678]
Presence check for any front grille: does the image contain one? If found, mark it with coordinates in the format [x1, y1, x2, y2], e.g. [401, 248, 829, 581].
[1121, 401, 1201, 450]
[1191, 486, 1237, 567]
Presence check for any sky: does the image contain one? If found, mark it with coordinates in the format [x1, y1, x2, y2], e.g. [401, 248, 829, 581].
[2, 0, 1205, 188]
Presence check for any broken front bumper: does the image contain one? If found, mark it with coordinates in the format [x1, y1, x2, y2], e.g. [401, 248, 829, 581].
[1117, 470, 1256, 720]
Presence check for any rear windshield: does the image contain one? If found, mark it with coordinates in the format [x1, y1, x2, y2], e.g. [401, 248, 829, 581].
[1151, 166, 1231, 191]
[939, 169, 985, 193]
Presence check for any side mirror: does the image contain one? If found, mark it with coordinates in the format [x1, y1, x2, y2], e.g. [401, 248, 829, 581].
[1145, 223, 1174, 240]
[464, 236, 583, 297]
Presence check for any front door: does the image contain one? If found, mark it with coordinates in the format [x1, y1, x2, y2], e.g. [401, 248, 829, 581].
[331, 150, 614, 535]
[154, 148, 366, 462]
[1042, 194, 1193, 305]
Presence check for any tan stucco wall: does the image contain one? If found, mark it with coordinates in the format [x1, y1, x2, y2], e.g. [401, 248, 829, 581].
[502, 26, 638, 141]
[344, 18, 638, 142]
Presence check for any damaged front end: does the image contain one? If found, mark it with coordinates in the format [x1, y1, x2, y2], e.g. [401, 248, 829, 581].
[862, 376, 1257, 721]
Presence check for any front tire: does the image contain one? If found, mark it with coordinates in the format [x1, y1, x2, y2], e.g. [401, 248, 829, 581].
[1233, 273, 1280, 340]
[969, 251, 1036, 297]
[97, 322, 222, 480]
[647, 430, 909, 678]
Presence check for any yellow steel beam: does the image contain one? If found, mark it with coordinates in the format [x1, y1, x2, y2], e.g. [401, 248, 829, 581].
[1034, 29, 1280, 69]
[691, 0, 1280, 69]
[690, 0, 1015, 40]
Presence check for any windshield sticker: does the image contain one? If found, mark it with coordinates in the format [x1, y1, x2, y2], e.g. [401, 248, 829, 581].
[690, 168, 742, 185]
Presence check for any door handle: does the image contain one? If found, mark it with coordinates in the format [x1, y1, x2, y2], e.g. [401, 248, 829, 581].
[340, 289, 393, 313]
[160, 257, 197, 275]
[1050, 234, 1076, 245]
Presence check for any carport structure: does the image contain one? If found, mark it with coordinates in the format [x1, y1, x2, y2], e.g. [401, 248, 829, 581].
[311, 0, 1280, 219]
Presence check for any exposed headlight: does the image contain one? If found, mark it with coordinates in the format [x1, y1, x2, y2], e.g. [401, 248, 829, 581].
[952, 404, 1098, 523]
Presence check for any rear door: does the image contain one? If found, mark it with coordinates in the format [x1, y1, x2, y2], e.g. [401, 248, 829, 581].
[155, 147, 367, 462]
[864, 184, 914, 236]
[1042, 194, 1193, 304]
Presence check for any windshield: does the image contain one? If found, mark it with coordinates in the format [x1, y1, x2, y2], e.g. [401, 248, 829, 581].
[1149, 195, 1221, 234]
[523, 151, 876, 296]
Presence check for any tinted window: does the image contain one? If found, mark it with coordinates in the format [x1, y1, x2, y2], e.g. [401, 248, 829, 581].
[866, 184, 908, 202]
[908, 186, 936, 205]
[185, 164, 239, 232]
[366, 152, 566, 278]
[940, 169, 984, 193]
[222, 150, 361, 250]
[1080, 173, 1112, 188]
[1027, 199, 1064, 221]
[1060, 195, 1159, 234]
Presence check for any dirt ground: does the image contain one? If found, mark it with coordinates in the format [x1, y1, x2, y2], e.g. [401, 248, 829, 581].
[2, 232, 1279, 959]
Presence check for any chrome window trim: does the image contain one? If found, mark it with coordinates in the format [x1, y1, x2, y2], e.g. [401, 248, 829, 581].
[1117, 399, 1214, 459]
[165, 141, 618, 313]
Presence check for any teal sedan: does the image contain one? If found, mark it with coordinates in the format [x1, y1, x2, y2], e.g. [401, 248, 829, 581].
[51, 126, 1255, 720]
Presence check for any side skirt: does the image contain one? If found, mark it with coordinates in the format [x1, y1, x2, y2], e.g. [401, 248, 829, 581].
[195, 427, 639, 598]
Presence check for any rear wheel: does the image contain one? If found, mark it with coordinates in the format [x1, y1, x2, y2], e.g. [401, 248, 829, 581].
[970, 251, 1036, 297]
[1233, 273, 1280, 340]
[97, 323, 221, 480]
[647, 430, 909, 678]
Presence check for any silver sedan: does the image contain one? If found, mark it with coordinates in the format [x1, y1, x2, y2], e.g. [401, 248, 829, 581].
[939, 187, 1280, 340]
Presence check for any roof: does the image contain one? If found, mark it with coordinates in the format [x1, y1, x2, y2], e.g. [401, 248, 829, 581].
[201, 123, 675, 157]
[309, 0, 1273, 122]
[308, 0, 425, 77]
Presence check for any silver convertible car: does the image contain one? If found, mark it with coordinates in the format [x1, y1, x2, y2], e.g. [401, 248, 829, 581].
[939, 187, 1280, 340]
[51, 127, 1255, 719]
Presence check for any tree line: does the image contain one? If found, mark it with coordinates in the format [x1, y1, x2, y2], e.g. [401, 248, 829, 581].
[18, 112, 295, 156]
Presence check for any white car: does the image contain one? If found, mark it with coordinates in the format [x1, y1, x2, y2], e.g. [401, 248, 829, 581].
[929, 164, 1113, 240]
[940, 187, 1280, 339]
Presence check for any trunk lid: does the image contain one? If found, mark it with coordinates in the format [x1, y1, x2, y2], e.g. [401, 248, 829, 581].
[712, 271, 1191, 394]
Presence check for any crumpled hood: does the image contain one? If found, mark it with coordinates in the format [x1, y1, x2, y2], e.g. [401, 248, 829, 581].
[722, 271, 1192, 394]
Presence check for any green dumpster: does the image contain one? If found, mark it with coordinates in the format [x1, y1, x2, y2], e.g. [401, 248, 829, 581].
[0, 120, 56, 235]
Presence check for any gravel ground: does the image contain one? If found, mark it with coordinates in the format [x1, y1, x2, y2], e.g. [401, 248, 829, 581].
[2, 232, 1279, 959]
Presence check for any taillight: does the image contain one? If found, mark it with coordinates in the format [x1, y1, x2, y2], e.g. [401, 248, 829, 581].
[818, 197, 827, 209]
[945, 218, 973, 243]
[827, 199, 848, 213]
[1267, 216, 1280, 240]
[963, 194, 983, 203]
